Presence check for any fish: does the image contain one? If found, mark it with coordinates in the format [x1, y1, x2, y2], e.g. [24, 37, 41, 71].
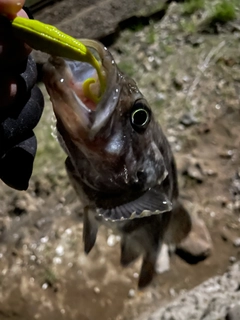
[43, 39, 191, 288]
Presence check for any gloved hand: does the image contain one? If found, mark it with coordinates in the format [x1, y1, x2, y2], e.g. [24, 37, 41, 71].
[0, 1, 44, 190]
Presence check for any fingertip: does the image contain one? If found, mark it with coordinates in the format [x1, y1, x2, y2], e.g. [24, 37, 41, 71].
[0, 134, 36, 191]
[0, 0, 25, 18]
[17, 8, 28, 19]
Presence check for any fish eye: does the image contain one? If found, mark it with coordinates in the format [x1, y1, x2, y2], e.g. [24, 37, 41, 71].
[130, 100, 151, 132]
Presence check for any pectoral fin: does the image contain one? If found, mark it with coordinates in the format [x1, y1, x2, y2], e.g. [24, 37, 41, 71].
[97, 188, 172, 221]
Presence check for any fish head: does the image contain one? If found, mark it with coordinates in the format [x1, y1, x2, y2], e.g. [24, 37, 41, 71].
[43, 40, 172, 220]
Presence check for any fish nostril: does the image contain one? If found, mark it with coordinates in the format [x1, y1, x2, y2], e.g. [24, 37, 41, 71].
[137, 171, 146, 183]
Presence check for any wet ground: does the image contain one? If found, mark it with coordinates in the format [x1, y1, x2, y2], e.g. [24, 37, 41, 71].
[0, 1, 240, 319]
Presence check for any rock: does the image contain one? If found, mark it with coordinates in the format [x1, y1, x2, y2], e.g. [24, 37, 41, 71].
[34, 0, 167, 40]
[144, 262, 240, 320]
[218, 149, 235, 159]
[233, 238, 240, 247]
[173, 75, 184, 90]
[226, 304, 240, 320]
[31, 0, 168, 64]
[155, 243, 170, 274]
[185, 35, 204, 47]
[176, 217, 212, 263]
[34, 217, 53, 231]
[9, 193, 38, 216]
[197, 122, 211, 134]
[0, 219, 6, 239]
[128, 289, 136, 298]
[181, 156, 205, 183]
[34, 178, 52, 197]
[233, 201, 240, 213]
[230, 170, 240, 212]
[229, 256, 237, 263]
[221, 227, 240, 247]
[180, 113, 198, 127]
[221, 227, 235, 242]
[107, 234, 121, 247]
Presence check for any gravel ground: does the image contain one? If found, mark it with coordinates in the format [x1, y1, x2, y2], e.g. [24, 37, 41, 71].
[141, 261, 240, 320]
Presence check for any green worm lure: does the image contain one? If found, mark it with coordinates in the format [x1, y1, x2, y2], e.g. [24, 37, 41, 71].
[11, 17, 106, 102]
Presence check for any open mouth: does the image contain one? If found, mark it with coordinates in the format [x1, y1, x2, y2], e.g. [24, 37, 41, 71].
[58, 58, 103, 111]
[46, 41, 106, 110]
[43, 40, 120, 141]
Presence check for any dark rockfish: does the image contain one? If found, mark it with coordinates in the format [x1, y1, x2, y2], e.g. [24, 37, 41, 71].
[43, 40, 190, 287]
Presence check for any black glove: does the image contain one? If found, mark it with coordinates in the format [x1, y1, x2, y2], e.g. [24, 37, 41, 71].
[0, 14, 44, 190]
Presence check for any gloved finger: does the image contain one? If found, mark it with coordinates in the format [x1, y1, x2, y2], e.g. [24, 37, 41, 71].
[19, 54, 38, 92]
[0, 132, 36, 190]
[0, 84, 44, 151]
[0, 55, 38, 107]
[0, 15, 30, 69]
[0, 75, 18, 108]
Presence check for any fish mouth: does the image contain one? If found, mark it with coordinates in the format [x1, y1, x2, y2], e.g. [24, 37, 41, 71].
[43, 40, 120, 142]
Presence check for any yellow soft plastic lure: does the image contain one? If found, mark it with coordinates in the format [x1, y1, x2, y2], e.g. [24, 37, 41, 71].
[11, 16, 106, 103]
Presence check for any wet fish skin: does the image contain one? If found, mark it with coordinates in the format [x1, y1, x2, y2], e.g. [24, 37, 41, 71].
[43, 40, 191, 287]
